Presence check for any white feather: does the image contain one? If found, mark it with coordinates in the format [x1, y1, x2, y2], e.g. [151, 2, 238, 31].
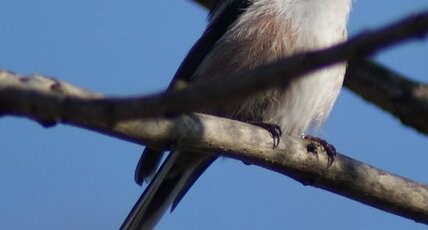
[196, 0, 352, 136]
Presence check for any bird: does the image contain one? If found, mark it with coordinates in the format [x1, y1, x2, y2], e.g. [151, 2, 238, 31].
[121, 0, 352, 229]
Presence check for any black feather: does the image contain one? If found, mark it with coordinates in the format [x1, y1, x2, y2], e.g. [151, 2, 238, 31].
[135, 0, 253, 185]
[168, 0, 253, 88]
[126, 1, 255, 229]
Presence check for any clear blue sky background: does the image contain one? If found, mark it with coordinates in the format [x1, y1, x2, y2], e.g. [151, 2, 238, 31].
[1, 1, 428, 229]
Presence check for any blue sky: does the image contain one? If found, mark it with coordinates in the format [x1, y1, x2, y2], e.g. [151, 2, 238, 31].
[1, 1, 428, 229]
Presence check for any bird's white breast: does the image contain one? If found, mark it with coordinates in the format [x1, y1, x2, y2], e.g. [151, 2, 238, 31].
[272, 0, 351, 134]
[196, 0, 352, 135]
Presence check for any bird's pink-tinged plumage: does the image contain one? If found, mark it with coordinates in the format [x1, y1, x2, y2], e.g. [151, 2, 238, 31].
[122, 0, 352, 229]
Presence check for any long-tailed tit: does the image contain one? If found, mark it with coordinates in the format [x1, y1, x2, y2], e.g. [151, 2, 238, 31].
[121, 0, 351, 229]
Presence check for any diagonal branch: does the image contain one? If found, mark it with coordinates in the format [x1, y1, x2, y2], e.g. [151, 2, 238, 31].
[345, 59, 428, 134]
[0, 71, 427, 223]
[2, 10, 427, 129]
[192, 0, 428, 135]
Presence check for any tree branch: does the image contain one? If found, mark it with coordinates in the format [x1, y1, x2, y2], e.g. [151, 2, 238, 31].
[345, 58, 428, 134]
[3, 9, 425, 131]
[0, 71, 427, 223]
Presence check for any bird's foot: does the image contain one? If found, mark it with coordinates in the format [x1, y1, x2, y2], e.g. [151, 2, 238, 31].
[304, 135, 336, 167]
[250, 122, 282, 148]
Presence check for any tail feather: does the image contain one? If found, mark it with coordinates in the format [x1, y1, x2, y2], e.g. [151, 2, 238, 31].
[121, 151, 213, 230]
[171, 157, 216, 211]
[134, 148, 165, 185]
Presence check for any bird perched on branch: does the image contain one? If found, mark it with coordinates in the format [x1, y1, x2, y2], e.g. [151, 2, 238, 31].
[122, 0, 351, 229]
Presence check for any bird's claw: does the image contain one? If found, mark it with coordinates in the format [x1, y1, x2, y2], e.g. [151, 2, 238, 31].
[250, 122, 282, 148]
[304, 135, 336, 167]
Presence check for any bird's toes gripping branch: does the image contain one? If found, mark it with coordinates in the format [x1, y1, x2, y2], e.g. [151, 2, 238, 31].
[304, 135, 337, 167]
[249, 122, 283, 148]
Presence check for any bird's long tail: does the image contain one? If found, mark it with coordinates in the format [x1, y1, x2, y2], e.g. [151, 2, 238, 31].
[121, 151, 214, 230]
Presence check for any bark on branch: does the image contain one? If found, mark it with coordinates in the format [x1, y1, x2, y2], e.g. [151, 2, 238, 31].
[0, 71, 427, 223]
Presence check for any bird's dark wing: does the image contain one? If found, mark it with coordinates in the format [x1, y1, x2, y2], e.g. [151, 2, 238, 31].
[124, 1, 254, 229]
[135, 0, 253, 185]
[167, 0, 253, 89]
